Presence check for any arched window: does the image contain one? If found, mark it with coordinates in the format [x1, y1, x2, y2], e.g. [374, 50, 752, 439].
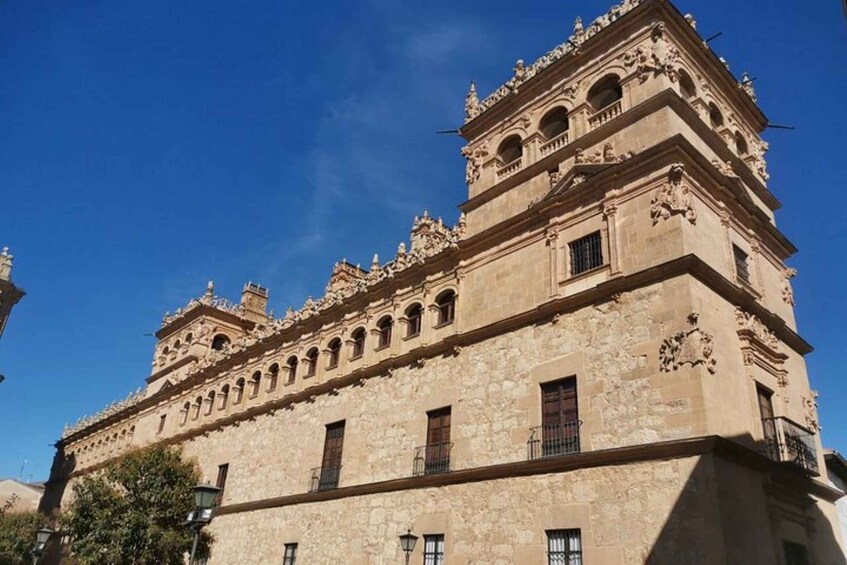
[234, 378, 245, 404]
[174, 339, 181, 351]
[286, 356, 298, 384]
[735, 132, 748, 156]
[377, 316, 393, 349]
[405, 304, 423, 338]
[435, 290, 456, 326]
[211, 334, 231, 351]
[192, 396, 203, 420]
[185, 333, 193, 344]
[497, 135, 523, 164]
[267, 363, 280, 391]
[249, 371, 262, 398]
[205, 390, 216, 416]
[679, 69, 697, 101]
[181, 402, 190, 425]
[540, 107, 569, 140]
[305, 348, 319, 377]
[162, 346, 170, 356]
[351, 328, 366, 359]
[709, 103, 724, 129]
[327, 338, 342, 369]
[587, 75, 623, 111]
[219, 385, 230, 410]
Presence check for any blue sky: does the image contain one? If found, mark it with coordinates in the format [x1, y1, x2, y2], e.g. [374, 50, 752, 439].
[1, 0, 845, 482]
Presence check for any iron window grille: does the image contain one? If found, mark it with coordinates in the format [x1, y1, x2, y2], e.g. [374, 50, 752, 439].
[214, 463, 229, 507]
[283, 542, 298, 565]
[733, 244, 750, 282]
[547, 529, 582, 565]
[423, 534, 445, 565]
[569, 232, 603, 276]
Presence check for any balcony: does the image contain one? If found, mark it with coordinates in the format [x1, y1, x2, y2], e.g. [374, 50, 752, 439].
[527, 420, 582, 460]
[588, 99, 622, 130]
[309, 466, 341, 492]
[539, 130, 570, 157]
[762, 417, 819, 475]
[496, 158, 523, 180]
[413, 442, 453, 476]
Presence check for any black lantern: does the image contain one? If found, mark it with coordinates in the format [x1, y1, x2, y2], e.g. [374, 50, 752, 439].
[187, 484, 220, 565]
[399, 530, 418, 565]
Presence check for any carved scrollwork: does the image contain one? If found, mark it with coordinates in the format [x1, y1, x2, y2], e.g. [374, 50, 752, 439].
[622, 21, 680, 84]
[650, 163, 697, 225]
[659, 312, 716, 374]
[803, 391, 820, 432]
[782, 268, 797, 306]
[461, 142, 489, 185]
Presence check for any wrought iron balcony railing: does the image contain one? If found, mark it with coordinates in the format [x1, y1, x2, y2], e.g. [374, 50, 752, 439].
[527, 420, 582, 460]
[762, 417, 819, 475]
[309, 466, 341, 492]
[413, 442, 453, 476]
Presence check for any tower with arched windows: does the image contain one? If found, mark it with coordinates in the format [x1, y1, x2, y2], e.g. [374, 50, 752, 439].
[44, 1, 845, 563]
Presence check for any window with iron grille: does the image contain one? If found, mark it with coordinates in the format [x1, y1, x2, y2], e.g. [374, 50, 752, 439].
[733, 244, 750, 282]
[283, 542, 298, 565]
[547, 529, 582, 565]
[423, 534, 445, 565]
[215, 463, 229, 507]
[568, 232, 603, 276]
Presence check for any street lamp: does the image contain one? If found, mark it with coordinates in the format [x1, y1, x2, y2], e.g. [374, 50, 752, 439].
[398, 529, 418, 565]
[186, 483, 220, 565]
[31, 527, 54, 565]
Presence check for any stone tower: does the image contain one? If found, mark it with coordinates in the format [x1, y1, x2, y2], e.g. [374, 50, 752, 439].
[44, 1, 845, 563]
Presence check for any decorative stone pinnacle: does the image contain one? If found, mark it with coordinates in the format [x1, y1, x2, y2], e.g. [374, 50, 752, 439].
[464, 81, 481, 121]
[371, 254, 380, 270]
[574, 16, 584, 33]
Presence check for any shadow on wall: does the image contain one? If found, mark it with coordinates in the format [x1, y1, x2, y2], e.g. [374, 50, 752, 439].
[38, 445, 75, 516]
[647, 434, 845, 565]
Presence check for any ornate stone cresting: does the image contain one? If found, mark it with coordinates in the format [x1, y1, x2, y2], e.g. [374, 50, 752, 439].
[461, 142, 488, 185]
[62, 388, 145, 439]
[650, 163, 697, 225]
[622, 21, 680, 83]
[161, 280, 244, 327]
[781, 268, 797, 306]
[465, 0, 645, 123]
[659, 312, 716, 374]
[738, 71, 757, 103]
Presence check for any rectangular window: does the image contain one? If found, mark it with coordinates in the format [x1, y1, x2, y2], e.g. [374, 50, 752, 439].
[733, 244, 750, 282]
[157, 414, 167, 434]
[283, 543, 298, 565]
[757, 384, 777, 458]
[215, 463, 229, 506]
[423, 534, 445, 565]
[425, 407, 452, 475]
[318, 421, 345, 490]
[547, 529, 582, 565]
[568, 231, 603, 276]
[540, 378, 580, 457]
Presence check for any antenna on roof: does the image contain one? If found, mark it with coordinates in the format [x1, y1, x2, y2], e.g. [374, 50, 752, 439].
[436, 129, 460, 135]
[765, 123, 796, 130]
[704, 31, 723, 43]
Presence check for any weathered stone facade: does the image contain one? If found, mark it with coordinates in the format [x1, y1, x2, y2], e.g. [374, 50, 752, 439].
[43, 0, 845, 563]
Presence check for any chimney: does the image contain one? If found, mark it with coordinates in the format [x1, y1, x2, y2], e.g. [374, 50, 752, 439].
[240, 282, 269, 324]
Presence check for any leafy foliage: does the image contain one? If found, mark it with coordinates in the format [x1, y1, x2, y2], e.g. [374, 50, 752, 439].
[63, 447, 211, 565]
[0, 506, 42, 565]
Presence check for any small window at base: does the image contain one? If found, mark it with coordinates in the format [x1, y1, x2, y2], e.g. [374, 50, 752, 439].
[283, 542, 298, 565]
[547, 529, 582, 565]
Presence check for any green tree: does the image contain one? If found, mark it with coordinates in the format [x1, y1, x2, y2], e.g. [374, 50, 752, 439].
[0, 499, 43, 565]
[63, 446, 212, 565]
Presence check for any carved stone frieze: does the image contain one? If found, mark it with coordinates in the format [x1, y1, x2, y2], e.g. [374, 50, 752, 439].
[712, 159, 737, 178]
[659, 312, 716, 374]
[735, 308, 779, 350]
[803, 391, 820, 432]
[752, 139, 770, 181]
[461, 143, 489, 185]
[650, 163, 697, 225]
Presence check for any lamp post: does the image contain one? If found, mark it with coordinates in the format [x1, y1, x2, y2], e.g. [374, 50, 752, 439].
[186, 483, 220, 565]
[398, 529, 418, 565]
[31, 527, 54, 565]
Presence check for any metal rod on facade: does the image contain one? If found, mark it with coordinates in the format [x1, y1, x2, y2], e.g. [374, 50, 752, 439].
[189, 529, 200, 565]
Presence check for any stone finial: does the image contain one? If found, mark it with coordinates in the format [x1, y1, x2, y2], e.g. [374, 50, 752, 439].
[513, 59, 526, 81]
[464, 81, 480, 121]
[573, 16, 584, 34]
[739, 72, 757, 102]
[371, 254, 380, 271]
[0, 247, 12, 282]
[684, 13, 697, 29]
[397, 242, 407, 256]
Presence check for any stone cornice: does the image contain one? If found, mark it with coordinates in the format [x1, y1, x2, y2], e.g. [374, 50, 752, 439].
[58, 253, 812, 449]
[213, 435, 840, 517]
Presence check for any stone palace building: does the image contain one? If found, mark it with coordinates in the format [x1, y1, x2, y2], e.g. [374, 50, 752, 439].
[43, 0, 846, 563]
